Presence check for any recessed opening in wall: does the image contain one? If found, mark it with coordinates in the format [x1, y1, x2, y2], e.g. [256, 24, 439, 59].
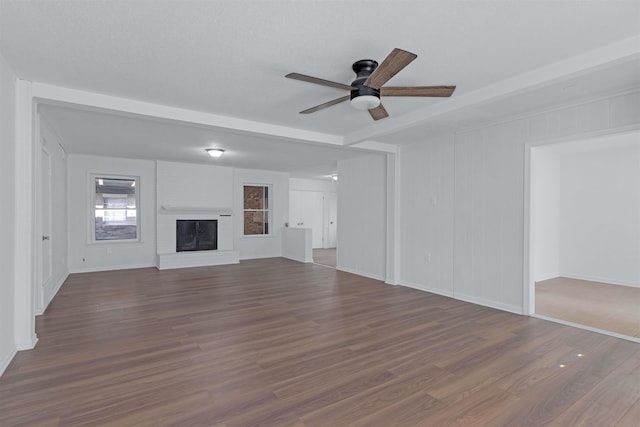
[176, 220, 218, 252]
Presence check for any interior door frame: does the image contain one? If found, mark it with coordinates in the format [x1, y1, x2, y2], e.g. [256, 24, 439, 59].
[35, 129, 52, 316]
[524, 127, 640, 317]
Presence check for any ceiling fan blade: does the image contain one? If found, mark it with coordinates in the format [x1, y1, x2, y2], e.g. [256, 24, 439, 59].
[286, 73, 356, 91]
[364, 48, 417, 89]
[300, 95, 350, 114]
[368, 103, 389, 121]
[381, 86, 456, 97]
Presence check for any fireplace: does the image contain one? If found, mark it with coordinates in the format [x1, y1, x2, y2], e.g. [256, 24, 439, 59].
[176, 220, 218, 252]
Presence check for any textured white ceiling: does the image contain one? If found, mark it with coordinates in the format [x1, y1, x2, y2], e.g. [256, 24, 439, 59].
[1, 0, 639, 175]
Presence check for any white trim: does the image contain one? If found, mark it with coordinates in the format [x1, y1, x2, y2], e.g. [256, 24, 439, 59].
[336, 265, 385, 282]
[0, 347, 17, 377]
[242, 183, 272, 237]
[159, 205, 232, 216]
[90, 173, 140, 244]
[34, 112, 45, 316]
[239, 253, 282, 261]
[343, 36, 640, 145]
[453, 291, 524, 315]
[40, 271, 69, 315]
[68, 263, 156, 274]
[31, 82, 343, 146]
[15, 334, 38, 351]
[399, 280, 454, 298]
[14, 79, 37, 350]
[523, 141, 534, 315]
[525, 127, 640, 316]
[284, 254, 313, 263]
[532, 314, 640, 344]
[453, 87, 640, 137]
[385, 153, 399, 285]
[36, 271, 69, 315]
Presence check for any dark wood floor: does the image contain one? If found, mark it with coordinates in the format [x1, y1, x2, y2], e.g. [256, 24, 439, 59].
[2, 258, 640, 426]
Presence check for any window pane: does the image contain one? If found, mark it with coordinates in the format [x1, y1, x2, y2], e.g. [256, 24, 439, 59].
[244, 185, 264, 210]
[95, 177, 137, 241]
[244, 211, 268, 235]
[264, 186, 269, 210]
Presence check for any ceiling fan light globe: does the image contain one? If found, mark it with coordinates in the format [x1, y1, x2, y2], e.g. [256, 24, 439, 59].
[350, 95, 380, 110]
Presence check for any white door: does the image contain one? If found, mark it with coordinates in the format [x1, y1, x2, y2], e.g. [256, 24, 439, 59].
[39, 146, 52, 312]
[290, 190, 324, 248]
[327, 192, 337, 248]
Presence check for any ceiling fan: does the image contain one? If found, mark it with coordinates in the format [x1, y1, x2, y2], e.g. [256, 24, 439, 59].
[286, 48, 456, 121]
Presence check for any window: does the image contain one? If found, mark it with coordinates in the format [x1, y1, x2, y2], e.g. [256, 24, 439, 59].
[93, 176, 139, 241]
[243, 185, 270, 236]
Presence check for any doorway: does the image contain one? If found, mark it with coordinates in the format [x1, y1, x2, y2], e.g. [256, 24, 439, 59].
[528, 131, 640, 340]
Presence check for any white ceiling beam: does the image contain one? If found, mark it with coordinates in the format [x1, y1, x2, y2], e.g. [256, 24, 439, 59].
[31, 82, 346, 147]
[343, 35, 640, 145]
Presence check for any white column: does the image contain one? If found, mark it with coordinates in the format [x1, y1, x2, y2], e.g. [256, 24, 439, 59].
[385, 152, 400, 285]
[14, 79, 37, 349]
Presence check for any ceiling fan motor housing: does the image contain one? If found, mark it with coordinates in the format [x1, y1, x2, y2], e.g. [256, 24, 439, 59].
[350, 59, 380, 101]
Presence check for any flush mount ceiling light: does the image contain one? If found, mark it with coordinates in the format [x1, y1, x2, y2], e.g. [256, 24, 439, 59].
[206, 148, 225, 158]
[350, 94, 380, 110]
[332, 175, 338, 181]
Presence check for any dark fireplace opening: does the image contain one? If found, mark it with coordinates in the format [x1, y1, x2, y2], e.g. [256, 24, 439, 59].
[176, 220, 218, 252]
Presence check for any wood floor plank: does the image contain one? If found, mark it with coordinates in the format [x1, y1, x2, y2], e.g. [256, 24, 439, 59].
[0, 258, 638, 426]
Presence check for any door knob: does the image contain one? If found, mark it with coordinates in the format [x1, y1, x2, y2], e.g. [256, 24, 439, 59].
[42, 235, 50, 241]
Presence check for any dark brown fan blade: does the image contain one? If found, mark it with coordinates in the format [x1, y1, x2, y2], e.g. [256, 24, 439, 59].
[381, 86, 456, 97]
[300, 95, 350, 114]
[364, 48, 417, 89]
[286, 73, 356, 91]
[368, 103, 389, 121]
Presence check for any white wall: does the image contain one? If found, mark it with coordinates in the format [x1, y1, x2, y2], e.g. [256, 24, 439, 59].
[337, 153, 387, 280]
[233, 168, 289, 259]
[399, 134, 455, 296]
[0, 52, 17, 375]
[39, 120, 69, 310]
[67, 154, 157, 272]
[560, 141, 640, 286]
[397, 90, 640, 314]
[531, 148, 561, 282]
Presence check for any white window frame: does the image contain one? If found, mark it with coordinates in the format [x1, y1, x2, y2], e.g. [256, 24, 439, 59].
[90, 174, 141, 244]
[243, 183, 272, 237]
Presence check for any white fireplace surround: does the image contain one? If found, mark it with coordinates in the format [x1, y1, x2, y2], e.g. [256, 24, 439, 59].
[156, 206, 239, 269]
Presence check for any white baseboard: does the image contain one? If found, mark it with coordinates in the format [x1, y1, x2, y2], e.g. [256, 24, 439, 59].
[283, 254, 313, 263]
[336, 265, 385, 282]
[239, 253, 282, 261]
[533, 272, 561, 283]
[399, 280, 454, 298]
[41, 271, 69, 314]
[453, 291, 524, 315]
[16, 333, 38, 351]
[69, 263, 156, 274]
[398, 281, 522, 314]
[560, 273, 640, 289]
[0, 346, 17, 377]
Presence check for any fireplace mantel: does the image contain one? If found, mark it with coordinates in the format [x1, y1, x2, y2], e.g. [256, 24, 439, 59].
[158, 205, 233, 216]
